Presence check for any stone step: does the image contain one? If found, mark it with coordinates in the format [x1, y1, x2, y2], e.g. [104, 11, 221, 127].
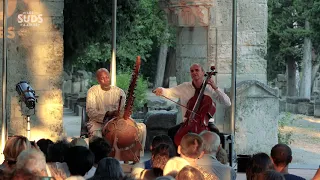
[63, 107, 81, 138]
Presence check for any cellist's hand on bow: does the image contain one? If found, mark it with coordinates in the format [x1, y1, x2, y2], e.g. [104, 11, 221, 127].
[153, 87, 163, 96]
[208, 77, 218, 90]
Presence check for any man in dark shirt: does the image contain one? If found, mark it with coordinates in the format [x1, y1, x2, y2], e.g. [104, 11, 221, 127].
[271, 144, 306, 180]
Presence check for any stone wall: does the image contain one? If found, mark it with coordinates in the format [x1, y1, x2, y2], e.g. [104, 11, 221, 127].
[0, 0, 64, 141]
[167, 0, 268, 132]
[62, 70, 93, 116]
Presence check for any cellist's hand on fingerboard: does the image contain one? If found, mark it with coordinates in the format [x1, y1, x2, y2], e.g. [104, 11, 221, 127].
[208, 77, 218, 90]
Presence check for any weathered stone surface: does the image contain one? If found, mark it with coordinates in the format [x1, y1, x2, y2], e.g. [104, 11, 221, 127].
[217, 30, 232, 45]
[238, 56, 267, 74]
[237, 31, 257, 46]
[217, 44, 232, 59]
[144, 110, 178, 130]
[286, 103, 297, 114]
[179, 27, 208, 45]
[208, 28, 218, 45]
[279, 99, 286, 113]
[314, 97, 320, 117]
[297, 102, 314, 116]
[238, 17, 267, 32]
[238, 45, 267, 58]
[36, 90, 63, 105]
[72, 82, 81, 94]
[169, 77, 177, 88]
[286, 97, 310, 104]
[0, 0, 64, 141]
[238, 2, 267, 19]
[217, 73, 268, 88]
[226, 80, 279, 154]
[256, 32, 268, 46]
[147, 99, 167, 109]
[215, 0, 232, 28]
[217, 56, 267, 75]
[178, 44, 207, 58]
[234, 80, 279, 97]
[144, 110, 177, 149]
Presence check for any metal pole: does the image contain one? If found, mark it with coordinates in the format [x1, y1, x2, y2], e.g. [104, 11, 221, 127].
[27, 116, 30, 139]
[110, 0, 117, 86]
[230, 0, 237, 168]
[1, 0, 8, 160]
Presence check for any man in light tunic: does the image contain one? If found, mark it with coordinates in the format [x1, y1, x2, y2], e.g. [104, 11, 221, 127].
[86, 68, 146, 156]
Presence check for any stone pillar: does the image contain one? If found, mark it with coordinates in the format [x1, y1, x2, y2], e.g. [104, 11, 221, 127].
[0, 0, 64, 141]
[168, 0, 212, 84]
[213, 0, 268, 87]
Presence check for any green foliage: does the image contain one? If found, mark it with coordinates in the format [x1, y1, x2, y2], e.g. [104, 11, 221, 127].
[267, 0, 320, 81]
[64, 0, 174, 81]
[116, 72, 148, 111]
[267, 0, 303, 81]
[278, 112, 294, 145]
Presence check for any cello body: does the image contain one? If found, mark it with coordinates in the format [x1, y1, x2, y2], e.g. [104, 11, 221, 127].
[174, 95, 216, 146]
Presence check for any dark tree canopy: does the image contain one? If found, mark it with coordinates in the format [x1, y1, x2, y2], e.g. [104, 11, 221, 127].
[267, 0, 320, 81]
[64, 0, 173, 81]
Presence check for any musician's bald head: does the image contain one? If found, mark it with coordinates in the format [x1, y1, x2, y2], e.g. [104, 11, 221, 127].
[96, 68, 111, 90]
[190, 64, 205, 84]
[96, 68, 109, 78]
[190, 64, 205, 73]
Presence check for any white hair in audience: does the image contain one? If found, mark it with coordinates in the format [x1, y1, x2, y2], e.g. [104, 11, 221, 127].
[163, 157, 190, 177]
[199, 130, 220, 154]
[16, 148, 48, 176]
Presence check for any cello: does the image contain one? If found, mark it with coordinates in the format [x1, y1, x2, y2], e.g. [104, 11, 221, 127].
[174, 66, 218, 146]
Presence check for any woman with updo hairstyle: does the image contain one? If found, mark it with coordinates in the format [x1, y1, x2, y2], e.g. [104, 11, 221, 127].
[1, 135, 32, 172]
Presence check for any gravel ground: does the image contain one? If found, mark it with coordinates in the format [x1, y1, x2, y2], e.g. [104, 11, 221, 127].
[278, 113, 320, 166]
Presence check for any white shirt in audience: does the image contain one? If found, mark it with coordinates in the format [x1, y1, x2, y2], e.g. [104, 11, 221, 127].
[84, 166, 96, 179]
[163, 157, 190, 177]
[65, 176, 85, 180]
[197, 154, 236, 180]
[131, 162, 145, 179]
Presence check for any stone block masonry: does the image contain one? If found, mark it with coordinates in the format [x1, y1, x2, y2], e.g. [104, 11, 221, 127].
[0, 0, 64, 141]
[167, 0, 268, 133]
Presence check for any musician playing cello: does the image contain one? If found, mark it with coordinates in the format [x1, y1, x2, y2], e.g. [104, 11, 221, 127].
[153, 64, 231, 144]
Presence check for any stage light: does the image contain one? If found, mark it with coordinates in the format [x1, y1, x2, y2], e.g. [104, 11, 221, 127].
[16, 81, 37, 109]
